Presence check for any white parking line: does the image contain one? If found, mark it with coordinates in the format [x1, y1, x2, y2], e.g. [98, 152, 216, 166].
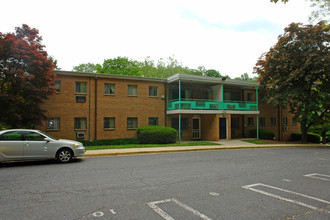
[304, 173, 330, 181]
[242, 183, 330, 214]
[147, 198, 212, 220]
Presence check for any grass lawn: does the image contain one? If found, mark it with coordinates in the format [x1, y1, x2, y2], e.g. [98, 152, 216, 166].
[242, 140, 270, 145]
[85, 142, 220, 150]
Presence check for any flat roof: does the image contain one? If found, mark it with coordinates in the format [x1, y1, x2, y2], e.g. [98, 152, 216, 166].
[167, 73, 259, 88]
[54, 70, 167, 83]
[54, 71, 259, 87]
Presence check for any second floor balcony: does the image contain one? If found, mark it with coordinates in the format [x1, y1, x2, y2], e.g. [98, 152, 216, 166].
[167, 99, 258, 111]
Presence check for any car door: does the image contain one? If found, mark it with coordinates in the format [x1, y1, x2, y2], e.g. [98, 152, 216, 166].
[23, 131, 52, 159]
[0, 131, 24, 161]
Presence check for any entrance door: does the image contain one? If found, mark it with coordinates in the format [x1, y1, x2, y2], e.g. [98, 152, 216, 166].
[192, 117, 201, 139]
[219, 118, 227, 139]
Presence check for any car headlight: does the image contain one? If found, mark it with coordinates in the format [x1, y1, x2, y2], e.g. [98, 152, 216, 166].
[74, 143, 80, 147]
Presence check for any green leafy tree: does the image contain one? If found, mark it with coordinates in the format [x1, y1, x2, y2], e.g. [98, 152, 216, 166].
[73, 62, 99, 73]
[0, 24, 56, 128]
[254, 22, 330, 142]
[235, 73, 257, 81]
[205, 69, 221, 77]
[96, 56, 142, 76]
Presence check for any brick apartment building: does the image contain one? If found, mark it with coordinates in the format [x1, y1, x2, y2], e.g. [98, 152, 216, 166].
[36, 70, 300, 141]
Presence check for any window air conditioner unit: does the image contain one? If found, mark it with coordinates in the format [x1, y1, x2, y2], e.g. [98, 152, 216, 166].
[76, 132, 85, 139]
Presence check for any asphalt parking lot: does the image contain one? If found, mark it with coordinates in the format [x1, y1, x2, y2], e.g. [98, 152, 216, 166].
[1, 147, 329, 219]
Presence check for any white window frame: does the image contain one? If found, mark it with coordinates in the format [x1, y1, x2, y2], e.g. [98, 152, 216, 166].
[149, 86, 158, 97]
[46, 117, 60, 131]
[75, 82, 87, 94]
[104, 117, 115, 130]
[104, 83, 115, 95]
[128, 85, 137, 96]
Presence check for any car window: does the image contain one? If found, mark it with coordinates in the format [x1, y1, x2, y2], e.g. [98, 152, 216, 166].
[24, 131, 46, 141]
[0, 131, 22, 141]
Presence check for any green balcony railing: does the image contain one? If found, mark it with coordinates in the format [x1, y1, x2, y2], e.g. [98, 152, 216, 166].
[167, 99, 258, 111]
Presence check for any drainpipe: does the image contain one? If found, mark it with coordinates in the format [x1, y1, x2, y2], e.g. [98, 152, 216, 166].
[94, 75, 97, 140]
[88, 77, 91, 140]
[256, 87, 259, 140]
[164, 83, 167, 127]
[178, 79, 181, 144]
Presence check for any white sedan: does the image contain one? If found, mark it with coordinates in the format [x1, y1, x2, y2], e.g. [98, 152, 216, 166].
[0, 129, 85, 163]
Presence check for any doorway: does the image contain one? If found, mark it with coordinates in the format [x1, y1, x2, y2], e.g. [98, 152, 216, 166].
[219, 118, 227, 139]
[192, 117, 201, 139]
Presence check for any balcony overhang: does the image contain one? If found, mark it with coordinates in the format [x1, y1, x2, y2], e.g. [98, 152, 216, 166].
[167, 73, 259, 89]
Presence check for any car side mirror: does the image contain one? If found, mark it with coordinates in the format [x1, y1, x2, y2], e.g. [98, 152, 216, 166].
[44, 138, 51, 143]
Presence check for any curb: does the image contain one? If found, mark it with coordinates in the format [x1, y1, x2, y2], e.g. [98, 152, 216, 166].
[83, 144, 327, 157]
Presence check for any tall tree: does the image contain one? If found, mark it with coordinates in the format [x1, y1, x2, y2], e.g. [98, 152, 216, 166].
[0, 24, 56, 128]
[73, 62, 99, 73]
[235, 73, 257, 81]
[96, 56, 142, 76]
[205, 69, 221, 77]
[254, 22, 330, 142]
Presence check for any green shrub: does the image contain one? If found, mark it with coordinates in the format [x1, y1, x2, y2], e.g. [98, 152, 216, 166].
[137, 126, 177, 144]
[80, 138, 139, 146]
[249, 129, 275, 140]
[290, 132, 321, 143]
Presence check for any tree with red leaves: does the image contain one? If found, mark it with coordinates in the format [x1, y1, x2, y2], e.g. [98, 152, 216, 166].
[0, 24, 56, 129]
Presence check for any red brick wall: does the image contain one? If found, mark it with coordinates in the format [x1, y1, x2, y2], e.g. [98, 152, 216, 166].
[37, 74, 165, 140]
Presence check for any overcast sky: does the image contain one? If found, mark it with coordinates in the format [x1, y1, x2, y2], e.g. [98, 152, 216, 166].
[1, 0, 312, 78]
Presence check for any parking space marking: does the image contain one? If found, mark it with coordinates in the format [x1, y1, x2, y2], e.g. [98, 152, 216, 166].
[242, 183, 330, 214]
[304, 173, 330, 182]
[147, 198, 212, 220]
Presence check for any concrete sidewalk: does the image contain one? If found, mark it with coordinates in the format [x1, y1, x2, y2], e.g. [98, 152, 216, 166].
[84, 140, 328, 157]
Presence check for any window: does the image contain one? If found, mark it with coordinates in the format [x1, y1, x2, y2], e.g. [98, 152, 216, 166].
[127, 117, 138, 129]
[292, 118, 297, 126]
[47, 117, 60, 130]
[247, 93, 253, 101]
[104, 117, 115, 130]
[128, 85, 137, 96]
[24, 132, 45, 141]
[171, 118, 188, 130]
[74, 117, 87, 130]
[248, 117, 254, 126]
[104, 83, 115, 95]
[271, 117, 276, 126]
[260, 117, 265, 127]
[282, 117, 288, 126]
[0, 131, 21, 141]
[54, 80, 61, 93]
[76, 96, 86, 103]
[148, 117, 158, 125]
[224, 91, 241, 101]
[75, 82, 87, 94]
[149, 86, 158, 97]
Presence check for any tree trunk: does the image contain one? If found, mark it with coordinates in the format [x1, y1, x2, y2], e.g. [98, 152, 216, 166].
[300, 118, 308, 142]
[322, 130, 326, 144]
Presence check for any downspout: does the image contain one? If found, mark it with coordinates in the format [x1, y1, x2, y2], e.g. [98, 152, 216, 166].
[94, 75, 97, 140]
[256, 87, 259, 140]
[164, 83, 167, 127]
[242, 89, 245, 138]
[88, 77, 91, 140]
[178, 79, 181, 144]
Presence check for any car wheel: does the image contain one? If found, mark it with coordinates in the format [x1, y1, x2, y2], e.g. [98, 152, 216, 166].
[56, 148, 73, 163]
